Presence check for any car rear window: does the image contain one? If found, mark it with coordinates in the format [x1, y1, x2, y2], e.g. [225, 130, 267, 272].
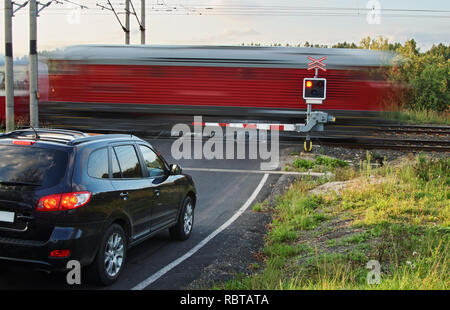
[0, 145, 69, 188]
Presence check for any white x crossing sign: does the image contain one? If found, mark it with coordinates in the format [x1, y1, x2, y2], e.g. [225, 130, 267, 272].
[307, 56, 327, 71]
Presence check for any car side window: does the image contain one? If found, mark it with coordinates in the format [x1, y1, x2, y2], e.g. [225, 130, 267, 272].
[88, 148, 109, 179]
[113, 145, 143, 178]
[139, 145, 166, 178]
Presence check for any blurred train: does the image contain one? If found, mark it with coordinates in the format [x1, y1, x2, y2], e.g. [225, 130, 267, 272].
[0, 64, 29, 124]
[0, 63, 48, 125]
[2, 45, 396, 131]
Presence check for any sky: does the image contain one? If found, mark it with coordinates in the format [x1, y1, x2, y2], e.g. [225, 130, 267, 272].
[0, 0, 449, 57]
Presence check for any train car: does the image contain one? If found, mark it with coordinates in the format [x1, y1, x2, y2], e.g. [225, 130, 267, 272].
[40, 45, 396, 131]
[0, 63, 48, 126]
[0, 65, 29, 125]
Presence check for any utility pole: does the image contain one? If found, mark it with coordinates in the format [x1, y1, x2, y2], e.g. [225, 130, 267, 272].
[4, 0, 14, 132]
[29, 0, 39, 128]
[125, 0, 130, 44]
[140, 0, 145, 44]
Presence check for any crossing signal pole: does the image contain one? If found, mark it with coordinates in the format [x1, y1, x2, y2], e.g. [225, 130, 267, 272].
[303, 56, 329, 152]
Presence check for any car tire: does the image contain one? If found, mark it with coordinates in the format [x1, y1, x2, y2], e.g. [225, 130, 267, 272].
[87, 223, 127, 286]
[169, 196, 194, 241]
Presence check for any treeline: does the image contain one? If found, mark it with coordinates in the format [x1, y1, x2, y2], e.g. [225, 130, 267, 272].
[243, 37, 449, 112]
[356, 36, 449, 112]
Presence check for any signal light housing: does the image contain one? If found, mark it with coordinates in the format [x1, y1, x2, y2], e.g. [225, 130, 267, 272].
[303, 78, 327, 101]
[37, 192, 92, 212]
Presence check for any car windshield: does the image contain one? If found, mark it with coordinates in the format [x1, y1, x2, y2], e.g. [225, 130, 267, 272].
[0, 145, 69, 188]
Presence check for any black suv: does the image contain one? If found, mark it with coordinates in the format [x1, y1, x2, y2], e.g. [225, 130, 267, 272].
[0, 128, 196, 285]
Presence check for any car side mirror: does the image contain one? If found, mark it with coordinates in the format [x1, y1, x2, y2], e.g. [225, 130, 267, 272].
[170, 164, 182, 175]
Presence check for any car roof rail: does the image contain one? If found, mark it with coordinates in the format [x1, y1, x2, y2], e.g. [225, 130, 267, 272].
[0, 128, 90, 144]
[1, 128, 140, 146]
[68, 134, 139, 146]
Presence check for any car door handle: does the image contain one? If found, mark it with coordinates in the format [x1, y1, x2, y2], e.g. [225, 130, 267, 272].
[154, 189, 160, 197]
[120, 192, 129, 200]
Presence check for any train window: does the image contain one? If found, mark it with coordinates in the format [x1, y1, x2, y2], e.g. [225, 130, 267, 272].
[0, 69, 28, 91]
[47, 60, 80, 75]
[113, 145, 143, 179]
[88, 148, 109, 179]
[13, 67, 28, 90]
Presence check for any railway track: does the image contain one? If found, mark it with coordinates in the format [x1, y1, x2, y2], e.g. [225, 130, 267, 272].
[41, 121, 450, 153]
[375, 124, 450, 135]
[304, 124, 450, 152]
[139, 130, 450, 152]
[315, 136, 450, 152]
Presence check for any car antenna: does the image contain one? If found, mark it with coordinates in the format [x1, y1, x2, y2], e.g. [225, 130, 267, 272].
[30, 126, 40, 140]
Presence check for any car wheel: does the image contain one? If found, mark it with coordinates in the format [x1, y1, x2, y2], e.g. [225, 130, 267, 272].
[87, 223, 127, 286]
[170, 196, 194, 241]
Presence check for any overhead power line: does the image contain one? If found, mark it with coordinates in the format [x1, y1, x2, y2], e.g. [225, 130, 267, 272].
[2, 2, 450, 19]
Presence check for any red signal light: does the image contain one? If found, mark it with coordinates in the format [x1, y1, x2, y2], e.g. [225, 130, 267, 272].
[306, 81, 313, 88]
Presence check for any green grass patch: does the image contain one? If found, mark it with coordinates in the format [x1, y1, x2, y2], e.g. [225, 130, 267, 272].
[292, 158, 315, 170]
[215, 155, 449, 290]
[291, 156, 349, 172]
[383, 109, 450, 125]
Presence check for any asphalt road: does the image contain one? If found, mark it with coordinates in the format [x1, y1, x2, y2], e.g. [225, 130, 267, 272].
[0, 137, 277, 290]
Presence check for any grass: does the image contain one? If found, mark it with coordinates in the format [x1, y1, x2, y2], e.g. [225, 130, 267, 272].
[291, 155, 348, 172]
[215, 154, 449, 290]
[383, 109, 449, 125]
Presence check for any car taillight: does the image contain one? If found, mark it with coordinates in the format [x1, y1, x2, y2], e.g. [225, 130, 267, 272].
[37, 192, 91, 212]
[60, 192, 91, 210]
[37, 194, 61, 211]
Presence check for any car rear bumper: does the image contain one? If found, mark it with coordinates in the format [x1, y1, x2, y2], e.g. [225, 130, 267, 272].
[0, 222, 105, 271]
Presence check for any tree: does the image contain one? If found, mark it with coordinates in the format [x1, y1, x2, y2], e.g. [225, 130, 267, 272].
[332, 42, 357, 49]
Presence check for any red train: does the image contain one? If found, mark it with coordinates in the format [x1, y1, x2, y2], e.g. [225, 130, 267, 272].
[3, 45, 396, 130]
[0, 65, 29, 125]
[0, 63, 48, 125]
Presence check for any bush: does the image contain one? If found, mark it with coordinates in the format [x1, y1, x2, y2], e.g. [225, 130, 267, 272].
[336, 37, 449, 113]
[410, 60, 449, 111]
